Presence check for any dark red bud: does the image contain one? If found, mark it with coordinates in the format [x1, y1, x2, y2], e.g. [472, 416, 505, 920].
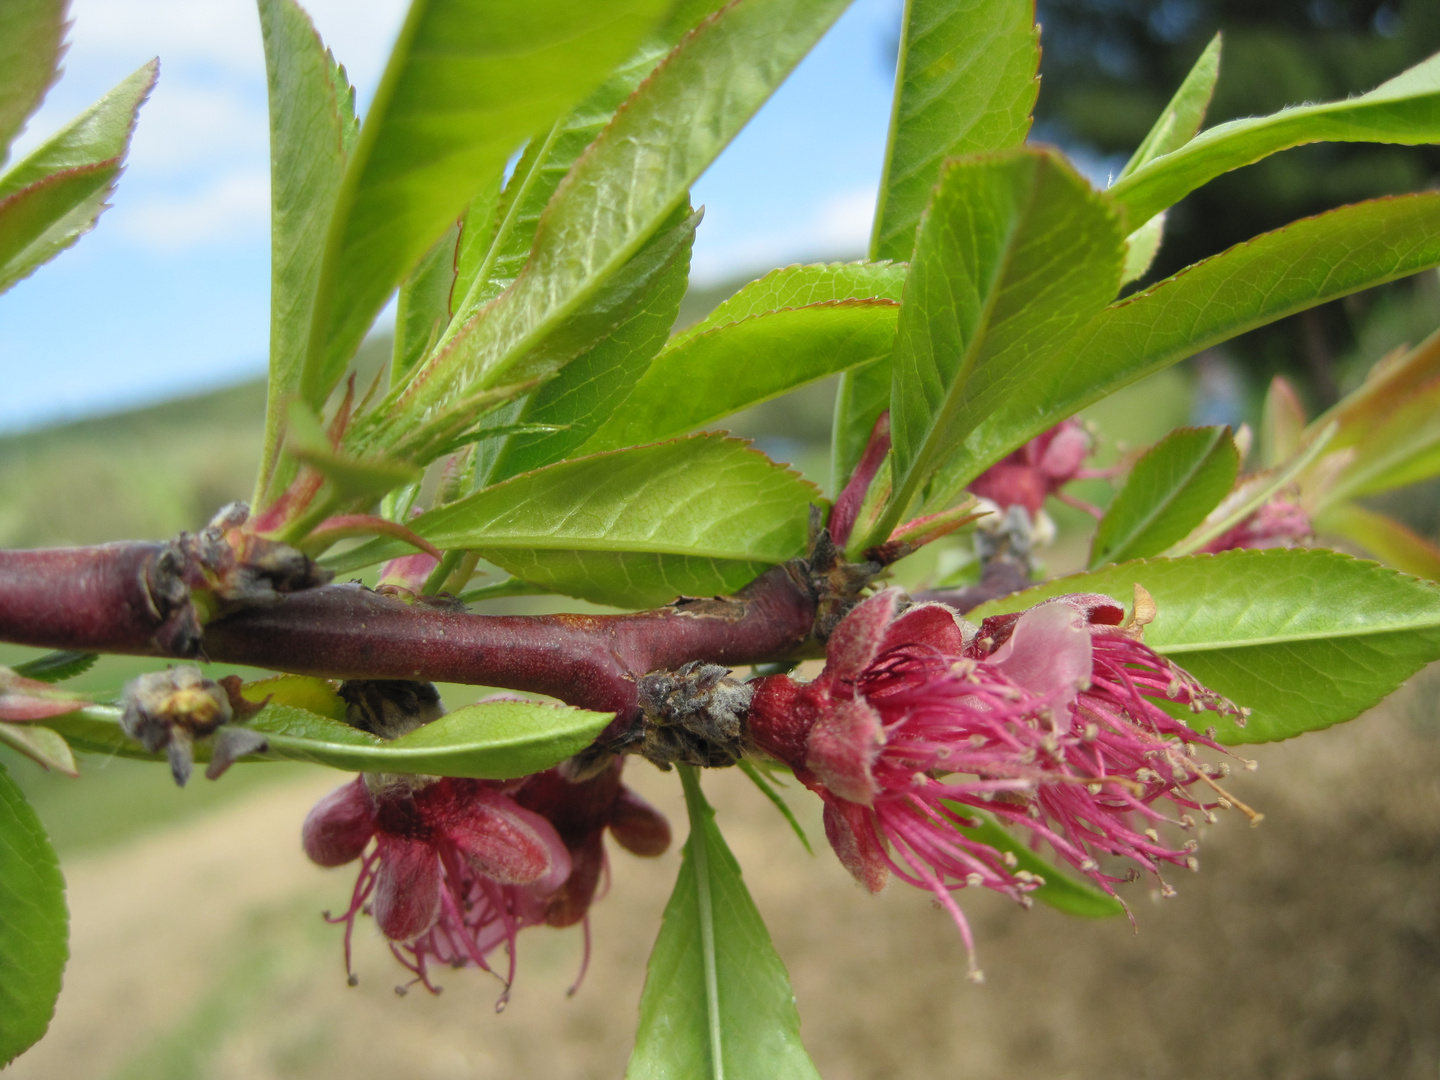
[608, 788, 672, 857]
[302, 779, 376, 866]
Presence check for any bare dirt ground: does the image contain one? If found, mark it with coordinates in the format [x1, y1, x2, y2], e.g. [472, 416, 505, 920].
[10, 669, 1440, 1080]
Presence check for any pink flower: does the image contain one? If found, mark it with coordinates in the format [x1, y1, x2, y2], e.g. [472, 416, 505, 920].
[968, 419, 1093, 514]
[303, 764, 669, 1000]
[747, 588, 1245, 978]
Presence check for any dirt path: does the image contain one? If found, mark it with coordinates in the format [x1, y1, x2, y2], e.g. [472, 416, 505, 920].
[10, 673, 1440, 1079]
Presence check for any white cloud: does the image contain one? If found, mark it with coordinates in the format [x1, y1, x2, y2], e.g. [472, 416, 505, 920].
[116, 170, 270, 250]
[129, 83, 268, 169]
[690, 186, 877, 286]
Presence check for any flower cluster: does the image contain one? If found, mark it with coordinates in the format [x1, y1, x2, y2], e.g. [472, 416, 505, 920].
[303, 760, 668, 1001]
[747, 588, 1248, 978]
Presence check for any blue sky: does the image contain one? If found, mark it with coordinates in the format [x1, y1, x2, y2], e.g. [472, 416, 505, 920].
[0, 0, 904, 431]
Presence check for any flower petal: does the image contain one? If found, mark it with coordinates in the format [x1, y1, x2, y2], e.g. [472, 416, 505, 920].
[826, 588, 904, 686]
[987, 600, 1092, 729]
[806, 698, 884, 805]
[374, 834, 442, 941]
[822, 796, 889, 893]
[447, 788, 572, 891]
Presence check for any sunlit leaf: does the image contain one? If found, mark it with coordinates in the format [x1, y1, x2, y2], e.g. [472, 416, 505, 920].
[302, 0, 671, 408]
[256, 0, 358, 501]
[0, 0, 65, 167]
[874, 147, 1125, 547]
[0, 761, 67, 1066]
[947, 192, 1440, 491]
[627, 767, 820, 1079]
[1110, 50, 1440, 230]
[48, 699, 611, 779]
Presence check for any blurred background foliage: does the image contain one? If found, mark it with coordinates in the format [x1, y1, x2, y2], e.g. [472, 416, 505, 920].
[1034, 0, 1440, 410]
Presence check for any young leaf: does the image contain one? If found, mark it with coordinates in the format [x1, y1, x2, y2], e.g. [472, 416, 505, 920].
[370, 202, 701, 473]
[327, 434, 821, 572]
[969, 549, 1440, 745]
[1110, 50, 1440, 230]
[0, 761, 67, 1067]
[837, 0, 1038, 488]
[0, 62, 154, 293]
[481, 203, 700, 481]
[1119, 33, 1221, 178]
[1260, 376, 1307, 468]
[950, 191, 1440, 491]
[255, 0, 357, 503]
[947, 807, 1124, 919]
[1089, 426, 1239, 568]
[302, 0, 671, 409]
[0, 0, 65, 166]
[627, 766, 820, 1080]
[737, 760, 812, 855]
[10, 650, 96, 684]
[391, 220, 460, 385]
[1115, 34, 1221, 285]
[48, 700, 612, 779]
[0, 722, 77, 777]
[1321, 377, 1440, 503]
[876, 148, 1125, 546]
[1316, 501, 1440, 582]
[381, 0, 854, 438]
[451, 0, 728, 327]
[583, 299, 901, 454]
[870, 0, 1039, 264]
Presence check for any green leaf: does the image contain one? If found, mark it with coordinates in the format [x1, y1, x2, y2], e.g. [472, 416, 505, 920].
[870, 0, 1038, 264]
[391, 220, 460, 385]
[0, 722, 76, 777]
[584, 300, 901, 454]
[380, 0, 853, 439]
[450, 0, 729, 327]
[302, 0, 671, 409]
[0, 61, 154, 201]
[484, 549, 778, 610]
[737, 760, 812, 855]
[1119, 34, 1221, 179]
[1114, 37, 1220, 285]
[950, 192, 1440, 490]
[10, 651, 97, 684]
[1109, 50, 1440, 230]
[285, 401, 421, 500]
[0, 62, 154, 293]
[1089, 426, 1238, 568]
[0, 0, 65, 166]
[329, 434, 821, 569]
[627, 766, 820, 1080]
[47, 700, 612, 779]
[1315, 501, 1440, 582]
[255, 0, 358, 503]
[838, 0, 1038, 488]
[0, 760, 67, 1067]
[875, 148, 1125, 546]
[480, 203, 700, 481]
[968, 549, 1440, 745]
[947, 807, 1123, 918]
